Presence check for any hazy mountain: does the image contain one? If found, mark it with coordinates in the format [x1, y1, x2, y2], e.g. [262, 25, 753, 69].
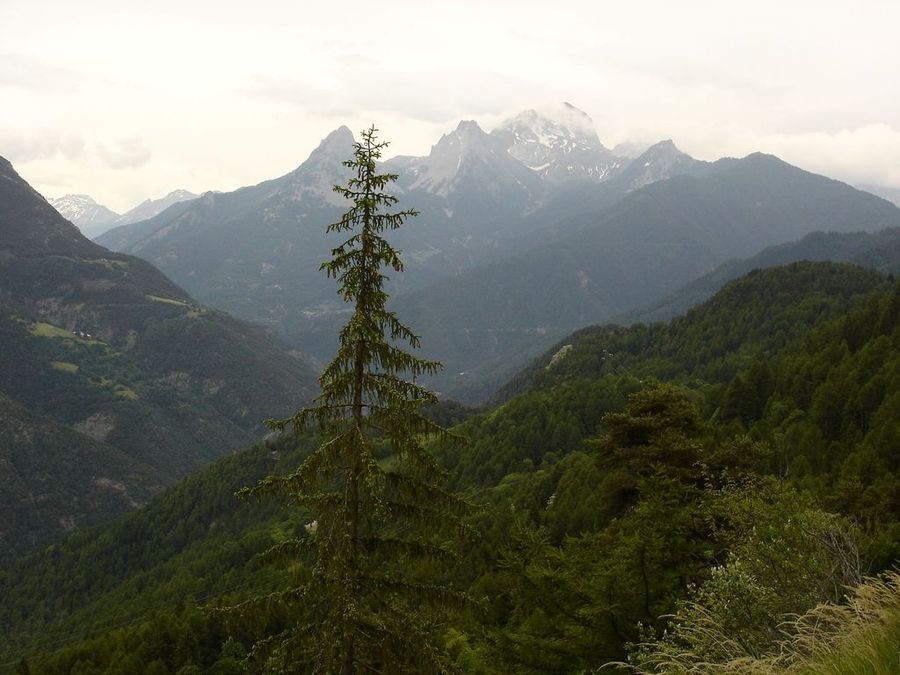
[113, 188, 199, 228]
[616, 227, 900, 325]
[390, 119, 545, 215]
[613, 139, 707, 191]
[95, 127, 358, 332]
[87, 110, 900, 403]
[92, 112, 708, 360]
[0, 156, 317, 561]
[95, 122, 548, 350]
[491, 102, 625, 184]
[394, 153, 900, 401]
[50, 189, 199, 240]
[859, 184, 900, 208]
[49, 193, 120, 238]
[490, 140, 711, 251]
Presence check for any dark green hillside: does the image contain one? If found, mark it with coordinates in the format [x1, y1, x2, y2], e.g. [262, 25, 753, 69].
[0, 394, 159, 562]
[718, 283, 900, 552]
[0, 435, 312, 669]
[2, 261, 897, 673]
[0, 157, 318, 561]
[447, 262, 887, 487]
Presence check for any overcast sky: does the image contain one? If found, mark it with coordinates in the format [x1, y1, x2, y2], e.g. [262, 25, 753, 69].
[2, 0, 898, 212]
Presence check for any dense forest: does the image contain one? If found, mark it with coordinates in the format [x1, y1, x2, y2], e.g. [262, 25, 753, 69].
[3, 260, 900, 673]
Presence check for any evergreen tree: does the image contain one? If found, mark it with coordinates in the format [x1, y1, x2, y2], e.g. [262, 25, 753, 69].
[233, 126, 467, 674]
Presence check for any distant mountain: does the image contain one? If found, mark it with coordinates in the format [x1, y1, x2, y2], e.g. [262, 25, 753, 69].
[613, 139, 707, 192]
[390, 119, 545, 214]
[92, 113, 710, 364]
[488, 140, 711, 252]
[49, 193, 119, 238]
[89, 109, 900, 403]
[859, 184, 900, 208]
[0, 155, 317, 562]
[50, 189, 199, 239]
[616, 227, 900, 325]
[393, 154, 900, 401]
[113, 188, 199, 228]
[491, 102, 625, 184]
[96, 126, 358, 333]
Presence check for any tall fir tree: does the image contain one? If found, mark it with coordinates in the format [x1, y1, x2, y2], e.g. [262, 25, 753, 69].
[233, 126, 468, 674]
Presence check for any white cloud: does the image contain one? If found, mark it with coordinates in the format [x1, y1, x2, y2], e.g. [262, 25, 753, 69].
[2, 0, 899, 208]
[753, 124, 900, 188]
[0, 129, 85, 162]
[96, 137, 152, 170]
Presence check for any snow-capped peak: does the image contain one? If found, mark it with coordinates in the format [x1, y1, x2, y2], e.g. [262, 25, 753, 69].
[113, 189, 200, 227]
[491, 103, 624, 183]
[50, 194, 120, 229]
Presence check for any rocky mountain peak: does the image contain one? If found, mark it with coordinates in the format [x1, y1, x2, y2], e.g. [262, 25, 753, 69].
[432, 120, 492, 156]
[275, 126, 356, 208]
[407, 121, 502, 196]
[491, 103, 623, 183]
[49, 194, 120, 231]
[310, 125, 355, 160]
[0, 155, 12, 172]
[163, 189, 197, 201]
[618, 139, 702, 191]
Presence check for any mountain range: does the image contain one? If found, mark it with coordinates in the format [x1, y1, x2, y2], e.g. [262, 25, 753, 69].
[50, 189, 198, 239]
[82, 104, 900, 401]
[0, 156, 317, 562]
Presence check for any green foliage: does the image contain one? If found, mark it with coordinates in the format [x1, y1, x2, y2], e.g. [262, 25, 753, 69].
[5, 262, 900, 674]
[480, 384, 716, 672]
[630, 479, 862, 669]
[0, 437, 314, 668]
[231, 127, 467, 673]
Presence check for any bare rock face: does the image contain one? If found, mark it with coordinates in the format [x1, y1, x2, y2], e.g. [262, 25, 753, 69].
[73, 412, 116, 442]
[491, 102, 626, 184]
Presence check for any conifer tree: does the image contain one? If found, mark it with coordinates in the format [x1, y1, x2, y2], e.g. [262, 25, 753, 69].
[234, 126, 467, 674]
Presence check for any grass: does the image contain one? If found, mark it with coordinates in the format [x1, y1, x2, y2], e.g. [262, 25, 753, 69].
[145, 294, 189, 307]
[114, 387, 139, 400]
[91, 258, 129, 270]
[791, 572, 900, 675]
[30, 322, 76, 339]
[30, 321, 105, 345]
[625, 572, 900, 674]
[50, 361, 79, 374]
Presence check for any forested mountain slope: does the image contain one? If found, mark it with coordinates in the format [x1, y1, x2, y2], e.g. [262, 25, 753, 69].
[2, 261, 897, 673]
[0, 156, 317, 562]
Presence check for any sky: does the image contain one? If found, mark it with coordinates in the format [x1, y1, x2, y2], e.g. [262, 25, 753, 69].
[1, 0, 898, 212]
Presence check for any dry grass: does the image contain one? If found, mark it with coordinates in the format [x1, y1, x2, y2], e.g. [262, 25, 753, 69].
[623, 571, 900, 674]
